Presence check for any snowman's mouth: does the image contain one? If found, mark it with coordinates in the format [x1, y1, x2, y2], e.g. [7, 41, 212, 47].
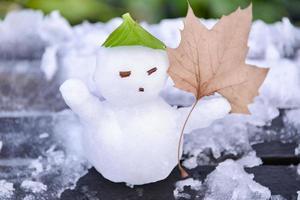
[139, 87, 144, 92]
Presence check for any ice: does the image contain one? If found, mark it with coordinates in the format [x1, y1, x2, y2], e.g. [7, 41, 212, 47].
[203, 160, 271, 200]
[0, 112, 90, 199]
[0, 180, 14, 199]
[21, 180, 47, 193]
[173, 178, 202, 199]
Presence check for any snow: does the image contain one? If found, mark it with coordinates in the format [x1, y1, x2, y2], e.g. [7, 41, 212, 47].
[296, 144, 300, 156]
[174, 159, 271, 200]
[0, 141, 2, 153]
[298, 191, 300, 200]
[21, 180, 47, 193]
[39, 132, 49, 139]
[0, 10, 72, 60]
[0, 180, 14, 199]
[271, 195, 287, 200]
[297, 164, 300, 175]
[203, 160, 271, 200]
[173, 178, 202, 199]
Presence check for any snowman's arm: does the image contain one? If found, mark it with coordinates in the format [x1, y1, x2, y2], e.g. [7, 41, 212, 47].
[178, 96, 231, 134]
[60, 79, 102, 122]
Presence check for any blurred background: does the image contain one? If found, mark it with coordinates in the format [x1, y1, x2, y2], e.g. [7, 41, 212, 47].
[0, 0, 299, 25]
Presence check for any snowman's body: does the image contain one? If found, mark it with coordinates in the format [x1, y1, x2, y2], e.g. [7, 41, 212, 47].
[60, 46, 230, 185]
[81, 97, 180, 185]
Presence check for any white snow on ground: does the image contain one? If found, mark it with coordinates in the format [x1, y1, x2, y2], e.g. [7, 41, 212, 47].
[0, 180, 14, 199]
[174, 159, 271, 200]
[21, 180, 47, 193]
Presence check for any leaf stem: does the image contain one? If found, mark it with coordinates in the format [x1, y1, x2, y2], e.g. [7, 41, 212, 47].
[177, 100, 198, 178]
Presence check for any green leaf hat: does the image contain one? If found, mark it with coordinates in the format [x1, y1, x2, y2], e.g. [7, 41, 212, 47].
[102, 13, 166, 50]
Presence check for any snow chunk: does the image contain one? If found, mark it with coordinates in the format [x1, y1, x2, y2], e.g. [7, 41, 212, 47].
[21, 180, 47, 193]
[203, 160, 271, 200]
[271, 195, 287, 200]
[236, 151, 262, 168]
[41, 46, 58, 80]
[296, 144, 300, 156]
[39, 132, 49, 139]
[0, 180, 14, 199]
[174, 178, 202, 199]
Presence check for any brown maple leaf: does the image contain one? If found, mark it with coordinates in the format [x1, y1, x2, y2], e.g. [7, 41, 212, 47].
[168, 4, 269, 178]
[167, 4, 269, 114]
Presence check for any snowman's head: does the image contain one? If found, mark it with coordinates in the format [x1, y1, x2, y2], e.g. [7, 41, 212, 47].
[94, 13, 169, 106]
[95, 46, 168, 106]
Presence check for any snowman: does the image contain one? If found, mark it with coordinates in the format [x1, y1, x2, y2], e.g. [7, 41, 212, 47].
[60, 13, 230, 185]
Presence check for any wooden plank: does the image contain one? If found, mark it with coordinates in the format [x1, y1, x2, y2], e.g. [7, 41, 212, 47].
[253, 141, 300, 165]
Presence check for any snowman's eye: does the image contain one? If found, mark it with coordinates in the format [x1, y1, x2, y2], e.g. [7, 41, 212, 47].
[147, 67, 157, 75]
[119, 71, 131, 78]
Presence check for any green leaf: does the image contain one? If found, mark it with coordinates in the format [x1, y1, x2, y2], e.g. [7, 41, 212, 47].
[102, 13, 166, 50]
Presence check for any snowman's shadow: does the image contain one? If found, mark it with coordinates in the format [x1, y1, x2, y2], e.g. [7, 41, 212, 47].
[60, 166, 215, 200]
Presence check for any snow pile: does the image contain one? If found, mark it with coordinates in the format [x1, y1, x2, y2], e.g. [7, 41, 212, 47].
[0, 10, 72, 60]
[203, 160, 271, 200]
[21, 180, 47, 193]
[249, 18, 300, 59]
[174, 159, 270, 200]
[182, 115, 255, 168]
[0, 180, 14, 199]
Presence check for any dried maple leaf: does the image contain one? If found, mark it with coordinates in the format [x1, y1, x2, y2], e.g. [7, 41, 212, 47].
[167, 4, 269, 114]
[168, 4, 269, 178]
